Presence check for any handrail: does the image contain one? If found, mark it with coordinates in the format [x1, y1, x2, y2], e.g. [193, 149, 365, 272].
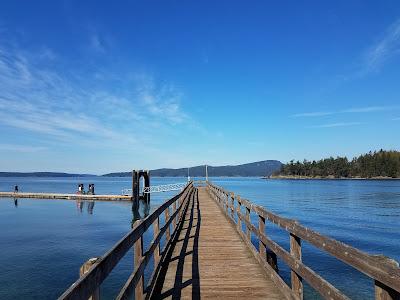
[59, 181, 194, 300]
[206, 181, 400, 300]
[116, 189, 192, 299]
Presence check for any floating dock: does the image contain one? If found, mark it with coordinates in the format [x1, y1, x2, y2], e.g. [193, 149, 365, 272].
[0, 192, 132, 201]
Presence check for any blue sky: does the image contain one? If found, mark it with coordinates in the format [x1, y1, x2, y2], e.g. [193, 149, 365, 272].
[0, 1, 400, 174]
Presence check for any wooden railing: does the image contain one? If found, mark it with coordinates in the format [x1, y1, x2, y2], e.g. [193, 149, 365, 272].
[58, 181, 195, 300]
[207, 181, 400, 300]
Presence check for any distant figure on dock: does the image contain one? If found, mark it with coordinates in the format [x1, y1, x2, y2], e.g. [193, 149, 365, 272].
[77, 183, 84, 194]
[88, 184, 95, 195]
[14, 185, 18, 193]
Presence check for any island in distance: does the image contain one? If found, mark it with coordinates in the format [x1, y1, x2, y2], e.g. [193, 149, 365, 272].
[103, 160, 283, 177]
[0, 160, 283, 178]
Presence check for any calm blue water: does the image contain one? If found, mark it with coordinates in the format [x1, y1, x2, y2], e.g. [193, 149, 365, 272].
[0, 177, 399, 299]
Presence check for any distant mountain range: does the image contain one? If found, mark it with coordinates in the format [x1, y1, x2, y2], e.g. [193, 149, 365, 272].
[103, 160, 282, 177]
[0, 160, 282, 178]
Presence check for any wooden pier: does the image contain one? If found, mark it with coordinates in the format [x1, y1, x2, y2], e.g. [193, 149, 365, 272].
[0, 192, 131, 201]
[147, 186, 283, 299]
[58, 181, 400, 300]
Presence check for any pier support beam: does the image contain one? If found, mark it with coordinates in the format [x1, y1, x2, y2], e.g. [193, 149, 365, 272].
[131, 170, 151, 223]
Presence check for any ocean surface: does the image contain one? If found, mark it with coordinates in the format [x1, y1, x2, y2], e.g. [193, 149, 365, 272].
[0, 177, 399, 299]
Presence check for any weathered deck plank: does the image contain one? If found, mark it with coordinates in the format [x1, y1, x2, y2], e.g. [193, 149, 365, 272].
[148, 187, 283, 299]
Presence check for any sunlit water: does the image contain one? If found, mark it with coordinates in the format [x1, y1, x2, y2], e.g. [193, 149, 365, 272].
[0, 177, 399, 299]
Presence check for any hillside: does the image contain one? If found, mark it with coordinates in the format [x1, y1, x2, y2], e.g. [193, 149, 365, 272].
[103, 160, 282, 177]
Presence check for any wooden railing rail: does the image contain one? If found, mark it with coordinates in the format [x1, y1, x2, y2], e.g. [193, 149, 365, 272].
[206, 181, 400, 300]
[58, 181, 194, 300]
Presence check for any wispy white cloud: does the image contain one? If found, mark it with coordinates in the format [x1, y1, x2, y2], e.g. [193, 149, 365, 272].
[291, 111, 333, 118]
[341, 106, 397, 113]
[393, 117, 400, 121]
[0, 41, 193, 151]
[292, 105, 398, 118]
[0, 143, 46, 153]
[309, 122, 362, 128]
[135, 77, 188, 124]
[362, 18, 400, 73]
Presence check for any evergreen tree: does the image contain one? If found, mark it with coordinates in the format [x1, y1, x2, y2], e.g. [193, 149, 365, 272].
[278, 150, 400, 178]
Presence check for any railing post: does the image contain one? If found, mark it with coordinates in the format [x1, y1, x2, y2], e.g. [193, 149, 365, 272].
[172, 201, 177, 230]
[237, 196, 242, 231]
[290, 233, 303, 299]
[153, 217, 160, 269]
[230, 192, 235, 219]
[374, 256, 400, 300]
[257, 214, 279, 272]
[165, 208, 170, 241]
[133, 221, 144, 300]
[258, 215, 266, 258]
[225, 192, 229, 214]
[177, 197, 181, 220]
[79, 258, 100, 300]
[246, 206, 251, 240]
[375, 280, 400, 300]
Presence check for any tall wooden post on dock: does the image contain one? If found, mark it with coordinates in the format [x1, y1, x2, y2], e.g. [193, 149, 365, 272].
[142, 170, 150, 203]
[131, 170, 151, 204]
[131, 170, 151, 225]
[132, 170, 139, 203]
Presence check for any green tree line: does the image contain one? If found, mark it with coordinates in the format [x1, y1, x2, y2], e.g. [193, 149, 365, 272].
[277, 150, 400, 178]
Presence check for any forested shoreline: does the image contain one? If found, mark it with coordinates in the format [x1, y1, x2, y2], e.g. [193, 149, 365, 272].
[275, 150, 400, 178]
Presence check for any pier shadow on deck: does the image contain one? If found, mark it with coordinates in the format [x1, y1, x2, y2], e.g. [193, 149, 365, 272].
[147, 189, 201, 299]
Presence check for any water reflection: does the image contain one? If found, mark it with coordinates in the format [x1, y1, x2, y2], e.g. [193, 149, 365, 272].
[131, 199, 150, 227]
[70, 198, 150, 225]
[11, 196, 150, 222]
[75, 200, 96, 214]
[87, 201, 94, 214]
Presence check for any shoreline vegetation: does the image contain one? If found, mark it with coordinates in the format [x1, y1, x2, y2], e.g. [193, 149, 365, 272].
[272, 149, 400, 179]
[267, 175, 400, 180]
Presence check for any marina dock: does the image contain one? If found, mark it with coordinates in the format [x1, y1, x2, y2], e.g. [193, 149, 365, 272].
[0, 192, 131, 201]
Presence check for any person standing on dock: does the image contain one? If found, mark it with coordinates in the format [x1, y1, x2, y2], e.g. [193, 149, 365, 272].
[14, 185, 18, 193]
